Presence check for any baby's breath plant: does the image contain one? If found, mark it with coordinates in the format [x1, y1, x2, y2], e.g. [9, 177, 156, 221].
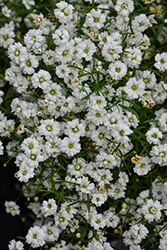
[1, 0, 167, 250]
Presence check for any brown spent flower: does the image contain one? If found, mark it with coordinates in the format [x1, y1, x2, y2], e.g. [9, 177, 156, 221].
[114, 225, 123, 235]
[154, 6, 162, 16]
[144, 51, 151, 60]
[48, 15, 57, 22]
[99, 186, 105, 194]
[142, 100, 156, 109]
[86, 28, 99, 41]
[131, 154, 142, 164]
[17, 124, 25, 135]
[75, 246, 85, 250]
[113, 151, 119, 161]
[34, 14, 45, 25]
[156, 48, 161, 53]
[15, 31, 21, 40]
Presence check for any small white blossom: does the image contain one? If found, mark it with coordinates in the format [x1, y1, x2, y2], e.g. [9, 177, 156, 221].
[5, 201, 20, 216]
[141, 199, 162, 222]
[8, 240, 24, 250]
[42, 198, 57, 217]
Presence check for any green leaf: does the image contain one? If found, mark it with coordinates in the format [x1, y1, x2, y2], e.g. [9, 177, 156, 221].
[143, 119, 159, 124]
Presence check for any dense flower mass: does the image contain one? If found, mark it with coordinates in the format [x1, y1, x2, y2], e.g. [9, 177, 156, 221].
[0, 0, 167, 249]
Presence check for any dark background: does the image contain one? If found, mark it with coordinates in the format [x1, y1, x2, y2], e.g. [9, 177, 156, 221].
[0, 162, 28, 250]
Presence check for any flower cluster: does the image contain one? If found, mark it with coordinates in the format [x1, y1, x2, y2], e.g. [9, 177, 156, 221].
[1, 0, 167, 250]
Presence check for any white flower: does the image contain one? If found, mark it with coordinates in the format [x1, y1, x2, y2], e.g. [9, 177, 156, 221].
[38, 119, 60, 139]
[91, 125, 111, 147]
[159, 237, 167, 250]
[87, 93, 107, 110]
[26, 226, 45, 248]
[146, 127, 163, 144]
[136, 189, 149, 205]
[5, 65, 21, 83]
[116, 14, 129, 32]
[24, 13, 36, 28]
[104, 108, 123, 128]
[86, 108, 107, 126]
[123, 48, 142, 68]
[0, 23, 15, 48]
[22, 0, 35, 9]
[39, 19, 55, 35]
[108, 60, 127, 80]
[0, 90, 4, 104]
[104, 211, 120, 228]
[102, 41, 122, 62]
[152, 81, 167, 104]
[86, 162, 99, 179]
[55, 63, 71, 79]
[5, 201, 20, 216]
[141, 199, 162, 222]
[98, 31, 110, 46]
[31, 69, 52, 90]
[20, 137, 40, 154]
[152, 177, 164, 201]
[0, 119, 15, 137]
[0, 140, 4, 155]
[52, 26, 70, 45]
[96, 169, 113, 186]
[112, 123, 133, 143]
[20, 53, 39, 74]
[67, 157, 86, 177]
[8, 239, 24, 250]
[42, 198, 57, 217]
[132, 14, 151, 32]
[42, 222, 60, 241]
[124, 77, 145, 99]
[55, 42, 74, 63]
[44, 136, 61, 157]
[118, 171, 129, 186]
[61, 136, 81, 156]
[75, 176, 94, 194]
[27, 202, 42, 218]
[54, 1, 74, 24]
[158, 113, 167, 132]
[64, 118, 85, 139]
[126, 31, 143, 47]
[150, 143, 167, 166]
[76, 39, 96, 61]
[136, 70, 156, 89]
[17, 164, 35, 182]
[13, 75, 29, 94]
[92, 192, 107, 206]
[123, 111, 139, 128]
[84, 8, 106, 30]
[2, 6, 11, 18]
[115, 0, 134, 16]
[6, 140, 19, 157]
[60, 201, 77, 218]
[101, 85, 116, 101]
[24, 29, 45, 51]
[90, 213, 106, 230]
[123, 224, 148, 246]
[108, 182, 126, 199]
[154, 52, 167, 71]
[118, 141, 133, 155]
[42, 49, 56, 66]
[133, 156, 152, 175]
[60, 96, 75, 114]
[96, 151, 117, 169]
[54, 212, 69, 230]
